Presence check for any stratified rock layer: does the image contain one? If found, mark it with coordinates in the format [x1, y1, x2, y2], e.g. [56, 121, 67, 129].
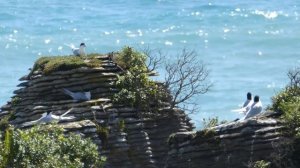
[165, 116, 290, 168]
[0, 55, 193, 168]
[2, 54, 289, 168]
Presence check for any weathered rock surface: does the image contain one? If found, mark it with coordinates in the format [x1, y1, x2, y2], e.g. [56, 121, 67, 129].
[165, 114, 291, 168]
[2, 53, 291, 168]
[0, 55, 193, 168]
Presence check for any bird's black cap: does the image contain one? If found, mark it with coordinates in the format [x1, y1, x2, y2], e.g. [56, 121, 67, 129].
[80, 43, 86, 46]
[254, 95, 259, 102]
[247, 92, 252, 100]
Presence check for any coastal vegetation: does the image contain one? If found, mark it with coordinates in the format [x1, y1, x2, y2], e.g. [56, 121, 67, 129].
[113, 47, 168, 112]
[10, 97, 21, 107]
[95, 124, 109, 147]
[249, 160, 271, 168]
[271, 67, 300, 135]
[202, 117, 228, 129]
[113, 46, 210, 113]
[118, 119, 125, 132]
[267, 67, 300, 167]
[31, 54, 101, 75]
[0, 115, 10, 131]
[0, 125, 105, 168]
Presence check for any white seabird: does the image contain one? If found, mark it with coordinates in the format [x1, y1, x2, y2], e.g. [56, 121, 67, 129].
[243, 92, 253, 109]
[243, 95, 263, 119]
[23, 108, 75, 126]
[232, 92, 253, 114]
[62, 88, 91, 101]
[67, 43, 86, 56]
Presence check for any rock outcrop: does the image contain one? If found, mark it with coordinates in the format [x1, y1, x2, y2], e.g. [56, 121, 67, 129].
[0, 54, 193, 168]
[165, 114, 293, 168]
[2, 53, 294, 168]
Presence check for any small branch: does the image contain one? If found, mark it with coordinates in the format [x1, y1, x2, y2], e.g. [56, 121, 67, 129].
[164, 49, 211, 113]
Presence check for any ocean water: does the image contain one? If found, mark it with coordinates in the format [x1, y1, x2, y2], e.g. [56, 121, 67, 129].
[1, 0, 300, 128]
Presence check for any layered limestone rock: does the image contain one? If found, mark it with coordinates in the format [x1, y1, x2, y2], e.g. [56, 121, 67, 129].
[0, 54, 193, 168]
[165, 114, 291, 168]
[2, 53, 296, 168]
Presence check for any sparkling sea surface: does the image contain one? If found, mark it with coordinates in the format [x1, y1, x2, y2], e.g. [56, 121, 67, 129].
[1, 0, 300, 128]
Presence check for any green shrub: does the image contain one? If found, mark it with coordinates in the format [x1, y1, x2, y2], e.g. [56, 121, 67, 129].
[118, 120, 125, 132]
[271, 87, 300, 113]
[0, 125, 105, 168]
[269, 68, 300, 166]
[196, 129, 216, 139]
[113, 47, 167, 112]
[95, 124, 109, 147]
[0, 112, 17, 131]
[253, 160, 271, 168]
[269, 86, 300, 135]
[0, 115, 10, 131]
[11, 97, 21, 106]
[279, 98, 300, 135]
[202, 117, 228, 129]
[114, 46, 147, 71]
[114, 72, 160, 109]
[32, 54, 101, 75]
[113, 87, 136, 107]
[202, 117, 218, 129]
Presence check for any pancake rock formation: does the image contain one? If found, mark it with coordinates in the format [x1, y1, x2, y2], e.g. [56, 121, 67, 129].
[0, 54, 193, 168]
[165, 113, 300, 168]
[1, 52, 297, 168]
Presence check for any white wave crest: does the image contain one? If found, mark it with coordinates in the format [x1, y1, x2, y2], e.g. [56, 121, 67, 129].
[164, 41, 173, 46]
[253, 10, 279, 19]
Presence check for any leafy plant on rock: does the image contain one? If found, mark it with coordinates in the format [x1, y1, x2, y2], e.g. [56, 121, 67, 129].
[202, 117, 227, 129]
[95, 124, 109, 147]
[247, 160, 271, 168]
[11, 97, 21, 107]
[118, 119, 126, 132]
[279, 98, 300, 135]
[270, 68, 300, 135]
[113, 47, 167, 113]
[271, 87, 300, 114]
[269, 68, 300, 167]
[0, 124, 105, 168]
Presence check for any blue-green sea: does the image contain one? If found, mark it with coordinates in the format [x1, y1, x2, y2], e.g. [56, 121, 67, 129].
[1, 0, 300, 128]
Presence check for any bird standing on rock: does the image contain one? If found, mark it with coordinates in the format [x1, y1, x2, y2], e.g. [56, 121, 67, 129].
[242, 92, 254, 114]
[243, 95, 263, 119]
[62, 88, 91, 102]
[72, 43, 86, 56]
[22, 108, 75, 126]
[231, 92, 253, 114]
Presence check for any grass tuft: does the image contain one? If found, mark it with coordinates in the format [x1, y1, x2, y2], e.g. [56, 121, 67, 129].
[32, 54, 101, 75]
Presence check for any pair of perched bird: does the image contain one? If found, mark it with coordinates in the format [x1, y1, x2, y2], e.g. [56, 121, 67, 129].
[233, 92, 263, 120]
[23, 89, 91, 127]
